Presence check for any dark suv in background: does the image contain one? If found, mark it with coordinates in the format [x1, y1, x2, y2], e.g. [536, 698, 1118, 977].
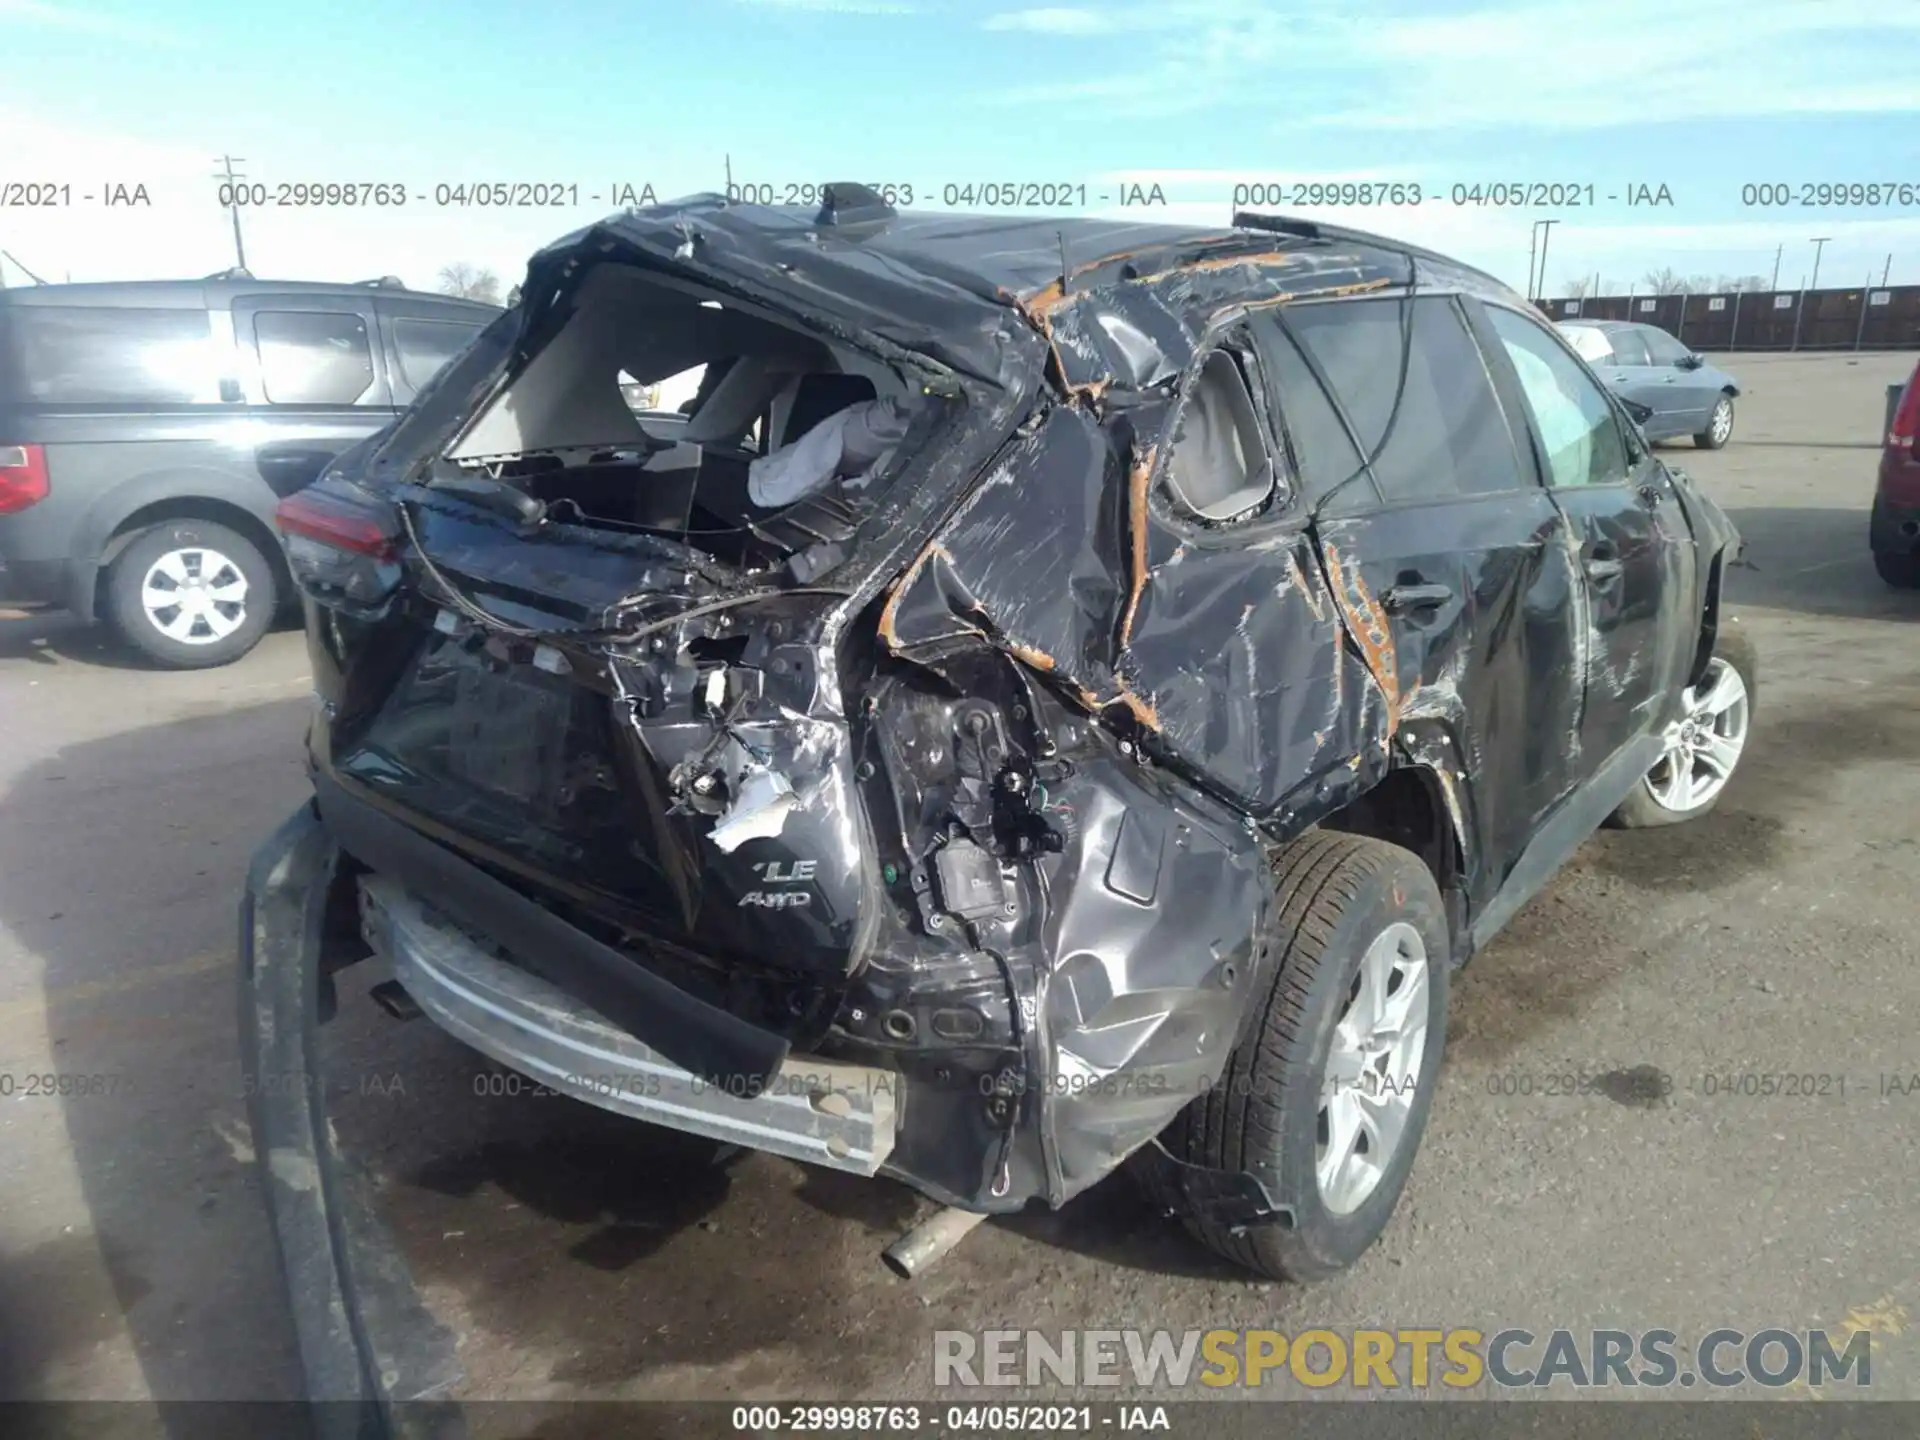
[0, 274, 500, 666]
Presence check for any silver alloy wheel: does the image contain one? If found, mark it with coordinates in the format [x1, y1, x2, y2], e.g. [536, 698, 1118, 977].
[1709, 398, 1733, 445]
[139, 545, 249, 645]
[1316, 920, 1431, 1216]
[1642, 656, 1750, 813]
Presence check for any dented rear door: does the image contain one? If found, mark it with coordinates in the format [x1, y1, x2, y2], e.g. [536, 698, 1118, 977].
[1277, 295, 1587, 903]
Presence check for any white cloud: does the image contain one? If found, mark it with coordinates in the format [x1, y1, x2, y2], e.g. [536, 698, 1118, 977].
[0, 0, 180, 41]
[730, 0, 919, 13]
[976, 0, 1920, 129]
[984, 7, 1109, 33]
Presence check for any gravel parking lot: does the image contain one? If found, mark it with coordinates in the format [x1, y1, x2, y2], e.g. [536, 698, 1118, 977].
[2, 350, 1916, 1412]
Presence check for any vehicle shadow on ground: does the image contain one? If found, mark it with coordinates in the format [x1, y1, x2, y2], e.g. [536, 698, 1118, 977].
[0, 610, 141, 667]
[0, 700, 312, 1417]
[0, 609, 304, 670]
[1449, 678, 1920, 1069]
[1720, 506, 1920, 620]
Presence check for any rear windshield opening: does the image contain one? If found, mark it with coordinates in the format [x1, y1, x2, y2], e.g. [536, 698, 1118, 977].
[440, 264, 935, 572]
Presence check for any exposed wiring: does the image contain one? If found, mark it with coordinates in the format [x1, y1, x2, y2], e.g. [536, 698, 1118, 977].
[394, 496, 849, 645]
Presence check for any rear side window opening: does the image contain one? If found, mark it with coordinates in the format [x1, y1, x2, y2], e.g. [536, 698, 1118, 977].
[1158, 345, 1281, 526]
[2, 305, 222, 406]
[435, 262, 934, 572]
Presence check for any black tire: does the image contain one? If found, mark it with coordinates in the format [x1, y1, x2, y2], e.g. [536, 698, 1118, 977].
[1607, 619, 1758, 829]
[1873, 547, 1920, 589]
[1146, 831, 1450, 1281]
[1693, 395, 1734, 449]
[103, 519, 277, 669]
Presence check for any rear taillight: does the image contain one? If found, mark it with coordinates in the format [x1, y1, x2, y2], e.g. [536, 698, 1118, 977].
[0, 444, 50, 515]
[276, 485, 399, 557]
[275, 480, 403, 608]
[1890, 368, 1920, 451]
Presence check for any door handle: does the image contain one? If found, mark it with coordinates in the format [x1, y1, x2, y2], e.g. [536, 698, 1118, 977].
[1383, 581, 1453, 613]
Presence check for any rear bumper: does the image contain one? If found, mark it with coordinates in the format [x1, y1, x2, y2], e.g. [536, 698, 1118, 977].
[312, 768, 792, 1091]
[0, 555, 71, 609]
[359, 874, 899, 1174]
[1870, 491, 1920, 555]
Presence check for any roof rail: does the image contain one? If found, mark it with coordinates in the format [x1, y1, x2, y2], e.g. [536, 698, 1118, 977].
[357, 275, 408, 289]
[1230, 211, 1323, 241]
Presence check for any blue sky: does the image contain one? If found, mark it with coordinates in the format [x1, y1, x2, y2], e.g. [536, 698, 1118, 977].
[4, 0, 1920, 295]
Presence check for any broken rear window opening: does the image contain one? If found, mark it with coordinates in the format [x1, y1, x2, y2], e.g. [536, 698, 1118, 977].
[420, 262, 943, 580]
[1159, 348, 1281, 524]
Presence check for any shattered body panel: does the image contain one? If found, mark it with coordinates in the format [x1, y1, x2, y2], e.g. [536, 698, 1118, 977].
[283, 195, 1742, 1218]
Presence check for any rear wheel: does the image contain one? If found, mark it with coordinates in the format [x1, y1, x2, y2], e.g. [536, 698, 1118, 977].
[1693, 395, 1734, 449]
[104, 519, 277, 669]
[1149, 831, 1450, 1281]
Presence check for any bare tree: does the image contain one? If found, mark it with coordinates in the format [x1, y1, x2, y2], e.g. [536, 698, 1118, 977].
[436, 262, 502, 305]
[1684, 274, 1717, 294]
[1641, 266, 1687, 295]
[1562, 274, 1594, 298]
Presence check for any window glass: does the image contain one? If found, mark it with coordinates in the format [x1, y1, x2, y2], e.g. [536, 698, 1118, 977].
[1558, 324, 1614, 364]
[1641, 326, 1691, 365]
[254, 310, 375, 405]
[3, 306, 218, 404]
[1249, 316, 1366, 507]
[1486, 306, 1631, 490]
[1603, 327, 1651, 366]
[1284, 296, 1527, 503]
[393, 317, 483, 393]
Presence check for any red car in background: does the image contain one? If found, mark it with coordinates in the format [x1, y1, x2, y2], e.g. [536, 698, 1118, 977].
[1874, 357, 1920, 588]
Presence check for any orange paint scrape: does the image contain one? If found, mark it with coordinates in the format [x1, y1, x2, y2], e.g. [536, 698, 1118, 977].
[1119, 443, 1157, 649]
[1321, 542, 1400, 730]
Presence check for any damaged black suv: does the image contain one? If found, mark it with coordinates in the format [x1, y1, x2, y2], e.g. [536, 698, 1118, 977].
[244, 187, 1753, 1287]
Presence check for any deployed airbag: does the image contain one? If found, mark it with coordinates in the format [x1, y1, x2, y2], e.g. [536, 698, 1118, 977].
[748, 394, 916, 507]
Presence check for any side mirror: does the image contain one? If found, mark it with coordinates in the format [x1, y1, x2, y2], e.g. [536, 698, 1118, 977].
[1619, 397, 1655, 424]
[1678, 353, 1705, 370]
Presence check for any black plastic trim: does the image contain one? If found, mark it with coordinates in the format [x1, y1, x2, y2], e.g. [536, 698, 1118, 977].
[311, 771, 791, 1090]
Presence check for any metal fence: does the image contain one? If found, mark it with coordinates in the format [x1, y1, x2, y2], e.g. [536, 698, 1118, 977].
[1539, 283, 1920, 352]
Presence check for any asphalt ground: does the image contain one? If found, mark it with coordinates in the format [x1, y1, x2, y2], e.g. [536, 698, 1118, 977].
[1, 349, 1915, 1422]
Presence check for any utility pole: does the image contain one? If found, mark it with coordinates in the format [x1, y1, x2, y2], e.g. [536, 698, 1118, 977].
[1809, 236, 1831, 292]
[1883, 253, 1893, 286]
[1527, 222, 1539, 301]
[1536, 218, 1559, 304]
[213, 155, 249, 272]
[1771, 243, 1782, 290]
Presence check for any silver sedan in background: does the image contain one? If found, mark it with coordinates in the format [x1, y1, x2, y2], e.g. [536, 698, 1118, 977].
[1557, 319, 1742, 449]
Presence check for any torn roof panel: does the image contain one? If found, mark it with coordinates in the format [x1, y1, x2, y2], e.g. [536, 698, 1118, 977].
[535, 199, 1523, 398]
